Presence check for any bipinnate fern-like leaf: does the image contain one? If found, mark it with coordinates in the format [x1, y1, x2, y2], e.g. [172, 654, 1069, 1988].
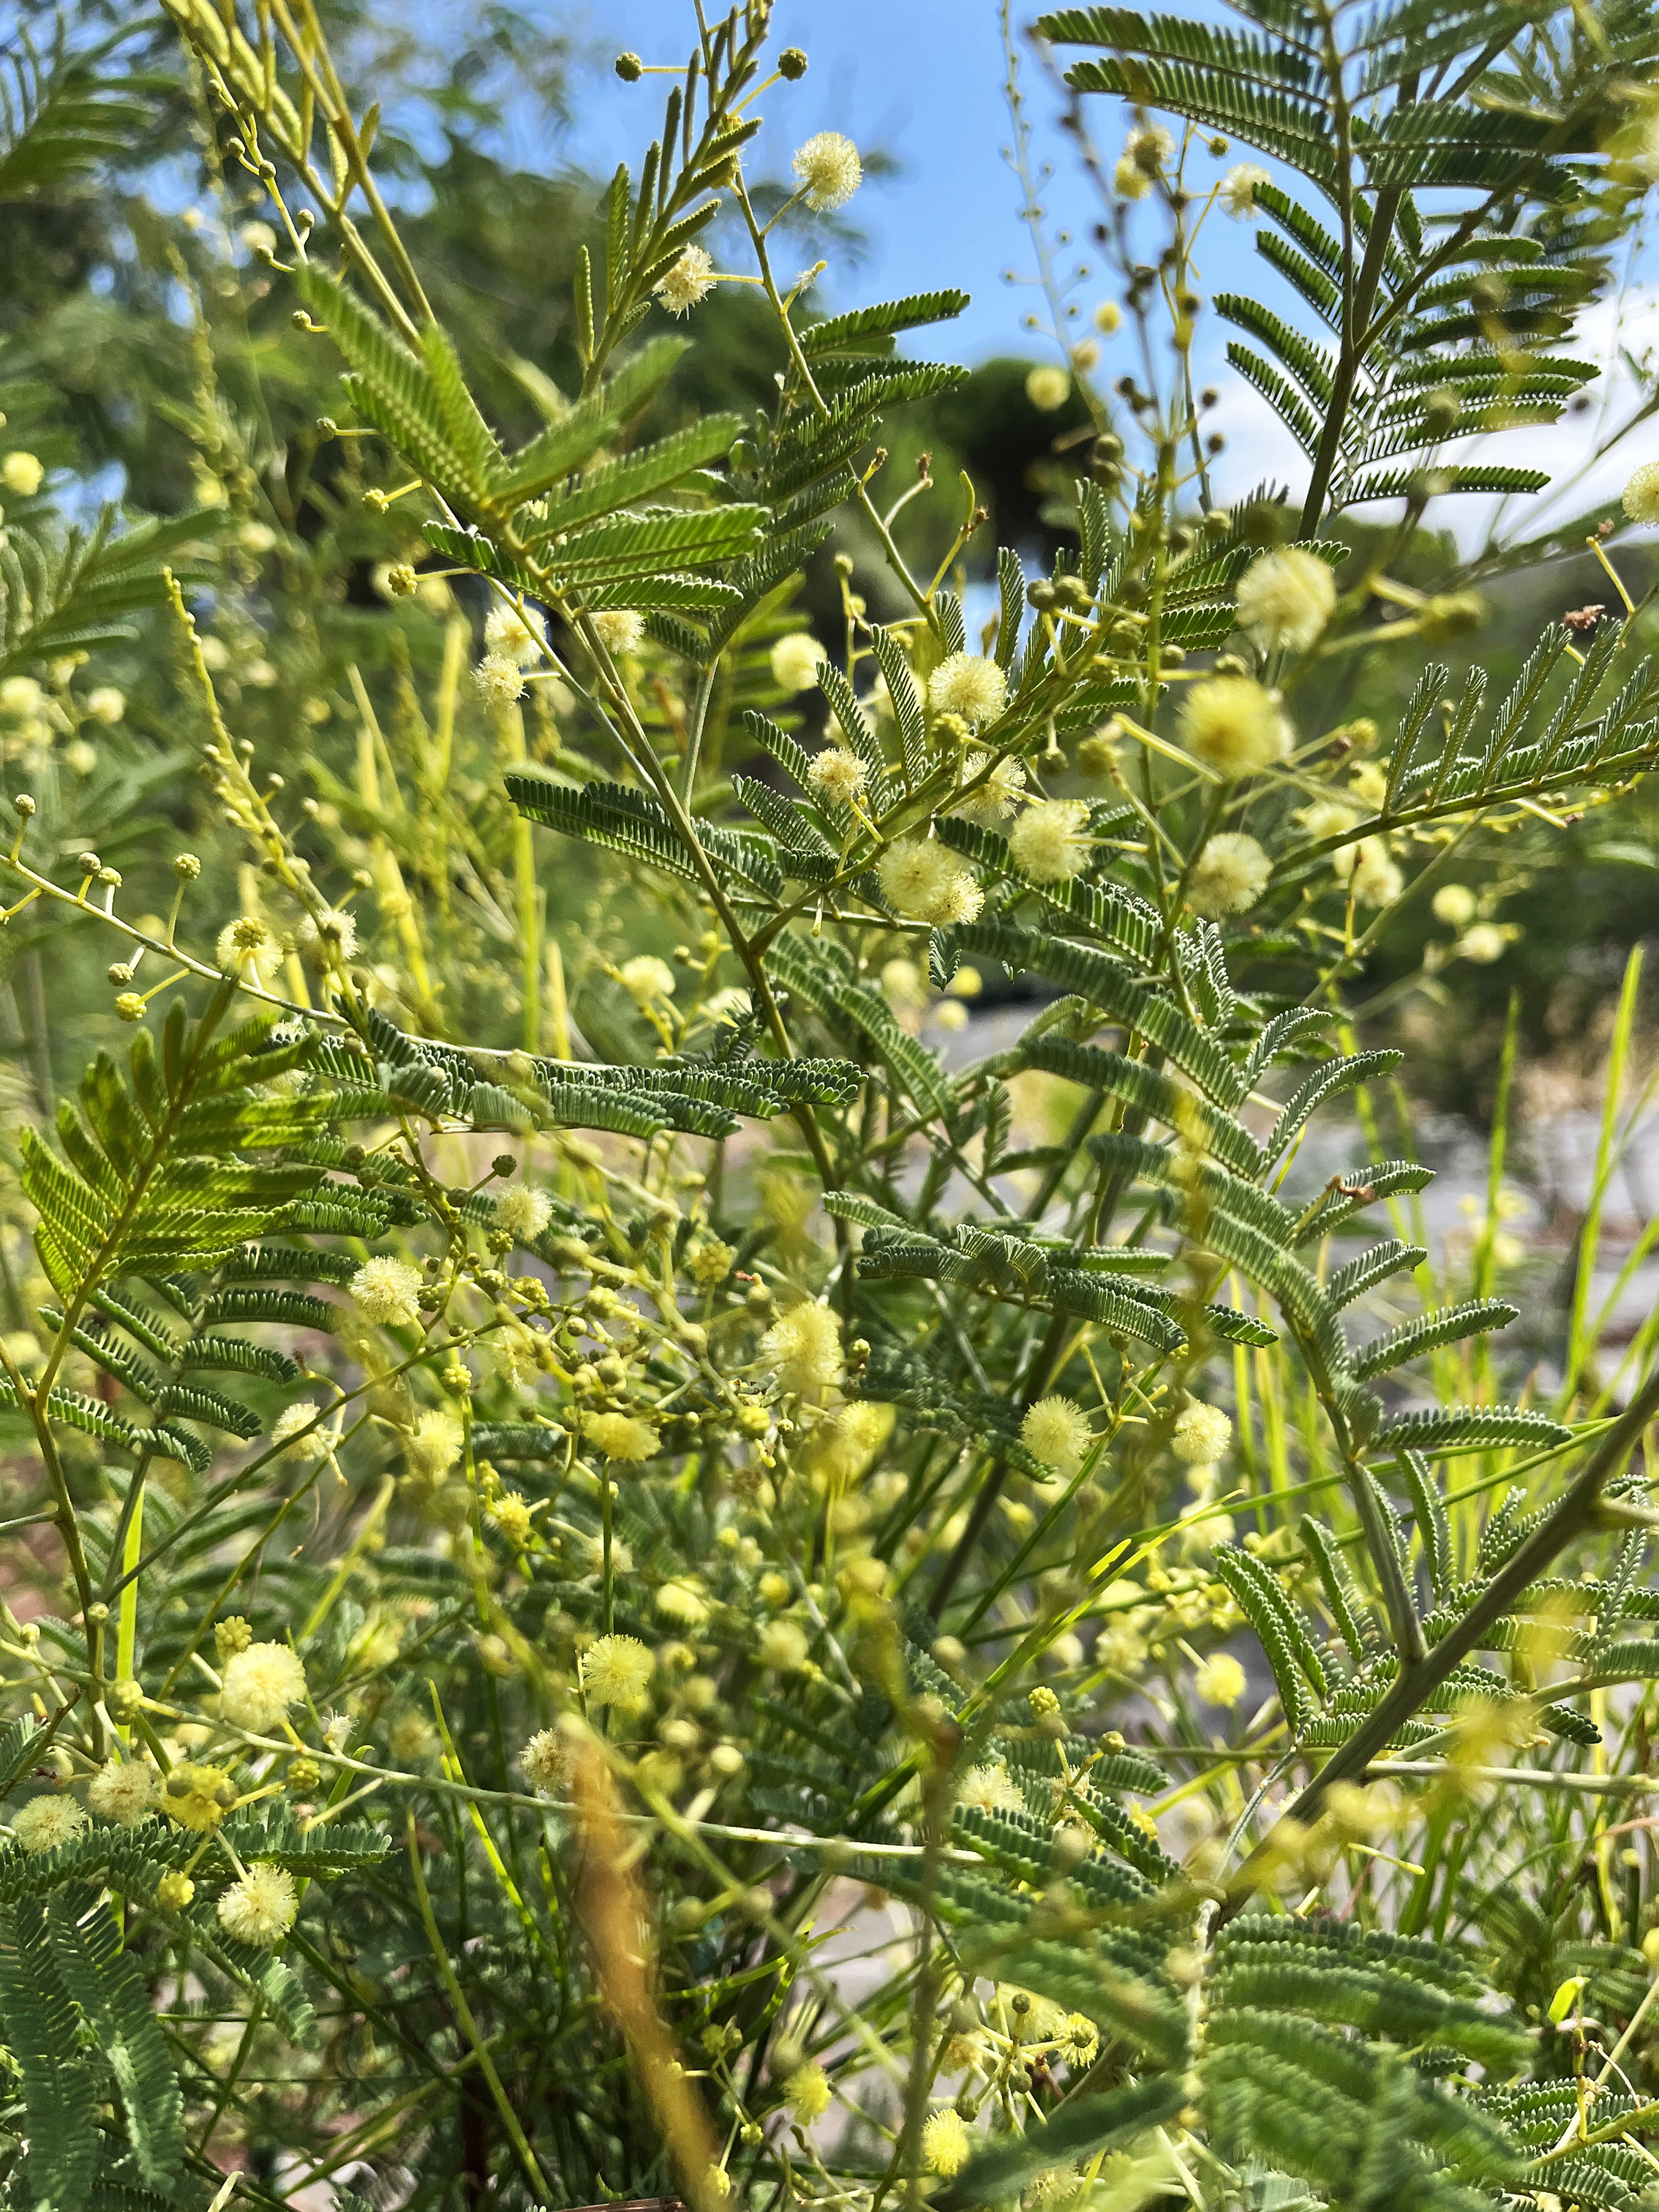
[46, 1885, 184, 2187]
[0, 506, 219, 681]
[0, 20, 159, 203]
[0, 1892, 100, 2209]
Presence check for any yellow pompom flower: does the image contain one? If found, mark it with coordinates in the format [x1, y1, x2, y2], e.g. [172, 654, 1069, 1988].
[783, 2061, 832, 2124]
[219, 1641, 307, 1731]
[581, 1634, 655, 1710]
[1020, 1396, 1094, 1475]
[584, 1412, 658, 1462]
[405, 1410, 464, 1483]
[1236, 546, 1337, 654]
[1026, 365, 1072, 412]
[799, 1399, 893, 1485]
[655, 1579, 710, 1626]
[1007, 798, 1093, 884]
[759, 1301, 843, 1394]
[163, 1761, 240, 1832]
[1188, 832, 1271, 917]
[619, 954, 676, 1009]
[1195, 1652, 1248, 1708]
[758, 1618, 810, 1672]
[921, 2109, 973, 2178]
[1179, 676, 1290, 778]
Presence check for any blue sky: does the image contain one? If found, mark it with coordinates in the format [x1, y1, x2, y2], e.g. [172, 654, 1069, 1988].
[551, 0, 1165, 362]
[533, 1, 1656, 535]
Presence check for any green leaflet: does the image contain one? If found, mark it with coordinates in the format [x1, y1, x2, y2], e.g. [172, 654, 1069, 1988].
[1377, 1404, 1572, 1454]
[799, 290, 971, 353]
[1352, 1297, 1519, 1378]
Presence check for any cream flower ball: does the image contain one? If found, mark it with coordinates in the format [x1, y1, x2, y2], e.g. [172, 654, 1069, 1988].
[484, 603, 546, 666]
[405, 1409, 463, 1483]
[619, 953, 676, 1008]
[655, 244, 716, 316]
[88, 1757, 156, 1827]
[791, 131, 862, 211]
[216, 915, 283, 984]
[350, 1254, 423, 1327]
[219, 1640, 307, 1731]
[958, 1762, 1026, 1814]
[1236, 546, 1337, 654]
[807, 747, 867, 805]
[955, 751, 1026, 824]
[1187, 832, 1271, 917]
[770, 631, 827, 693]
[1021, 1395, 1094, 1475]
[928, 652, 1007, 729]
[1172, 1400, 1232, 1465]
[494, 1185, 552, 1244]
[10, 1794, 87, 1854]
[1623, 461, 1659, 526]
[522, 1726, 571, 1793]
[1349, 838, 1403, 907]
[217, 1862, 298, 1946]
[876, 838, 983, 925]
[473, 652, 526, 707]
[273, 1401, 335, 1462]
[1220, 162, 1271, 219]
[591, 609, 644, 655]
